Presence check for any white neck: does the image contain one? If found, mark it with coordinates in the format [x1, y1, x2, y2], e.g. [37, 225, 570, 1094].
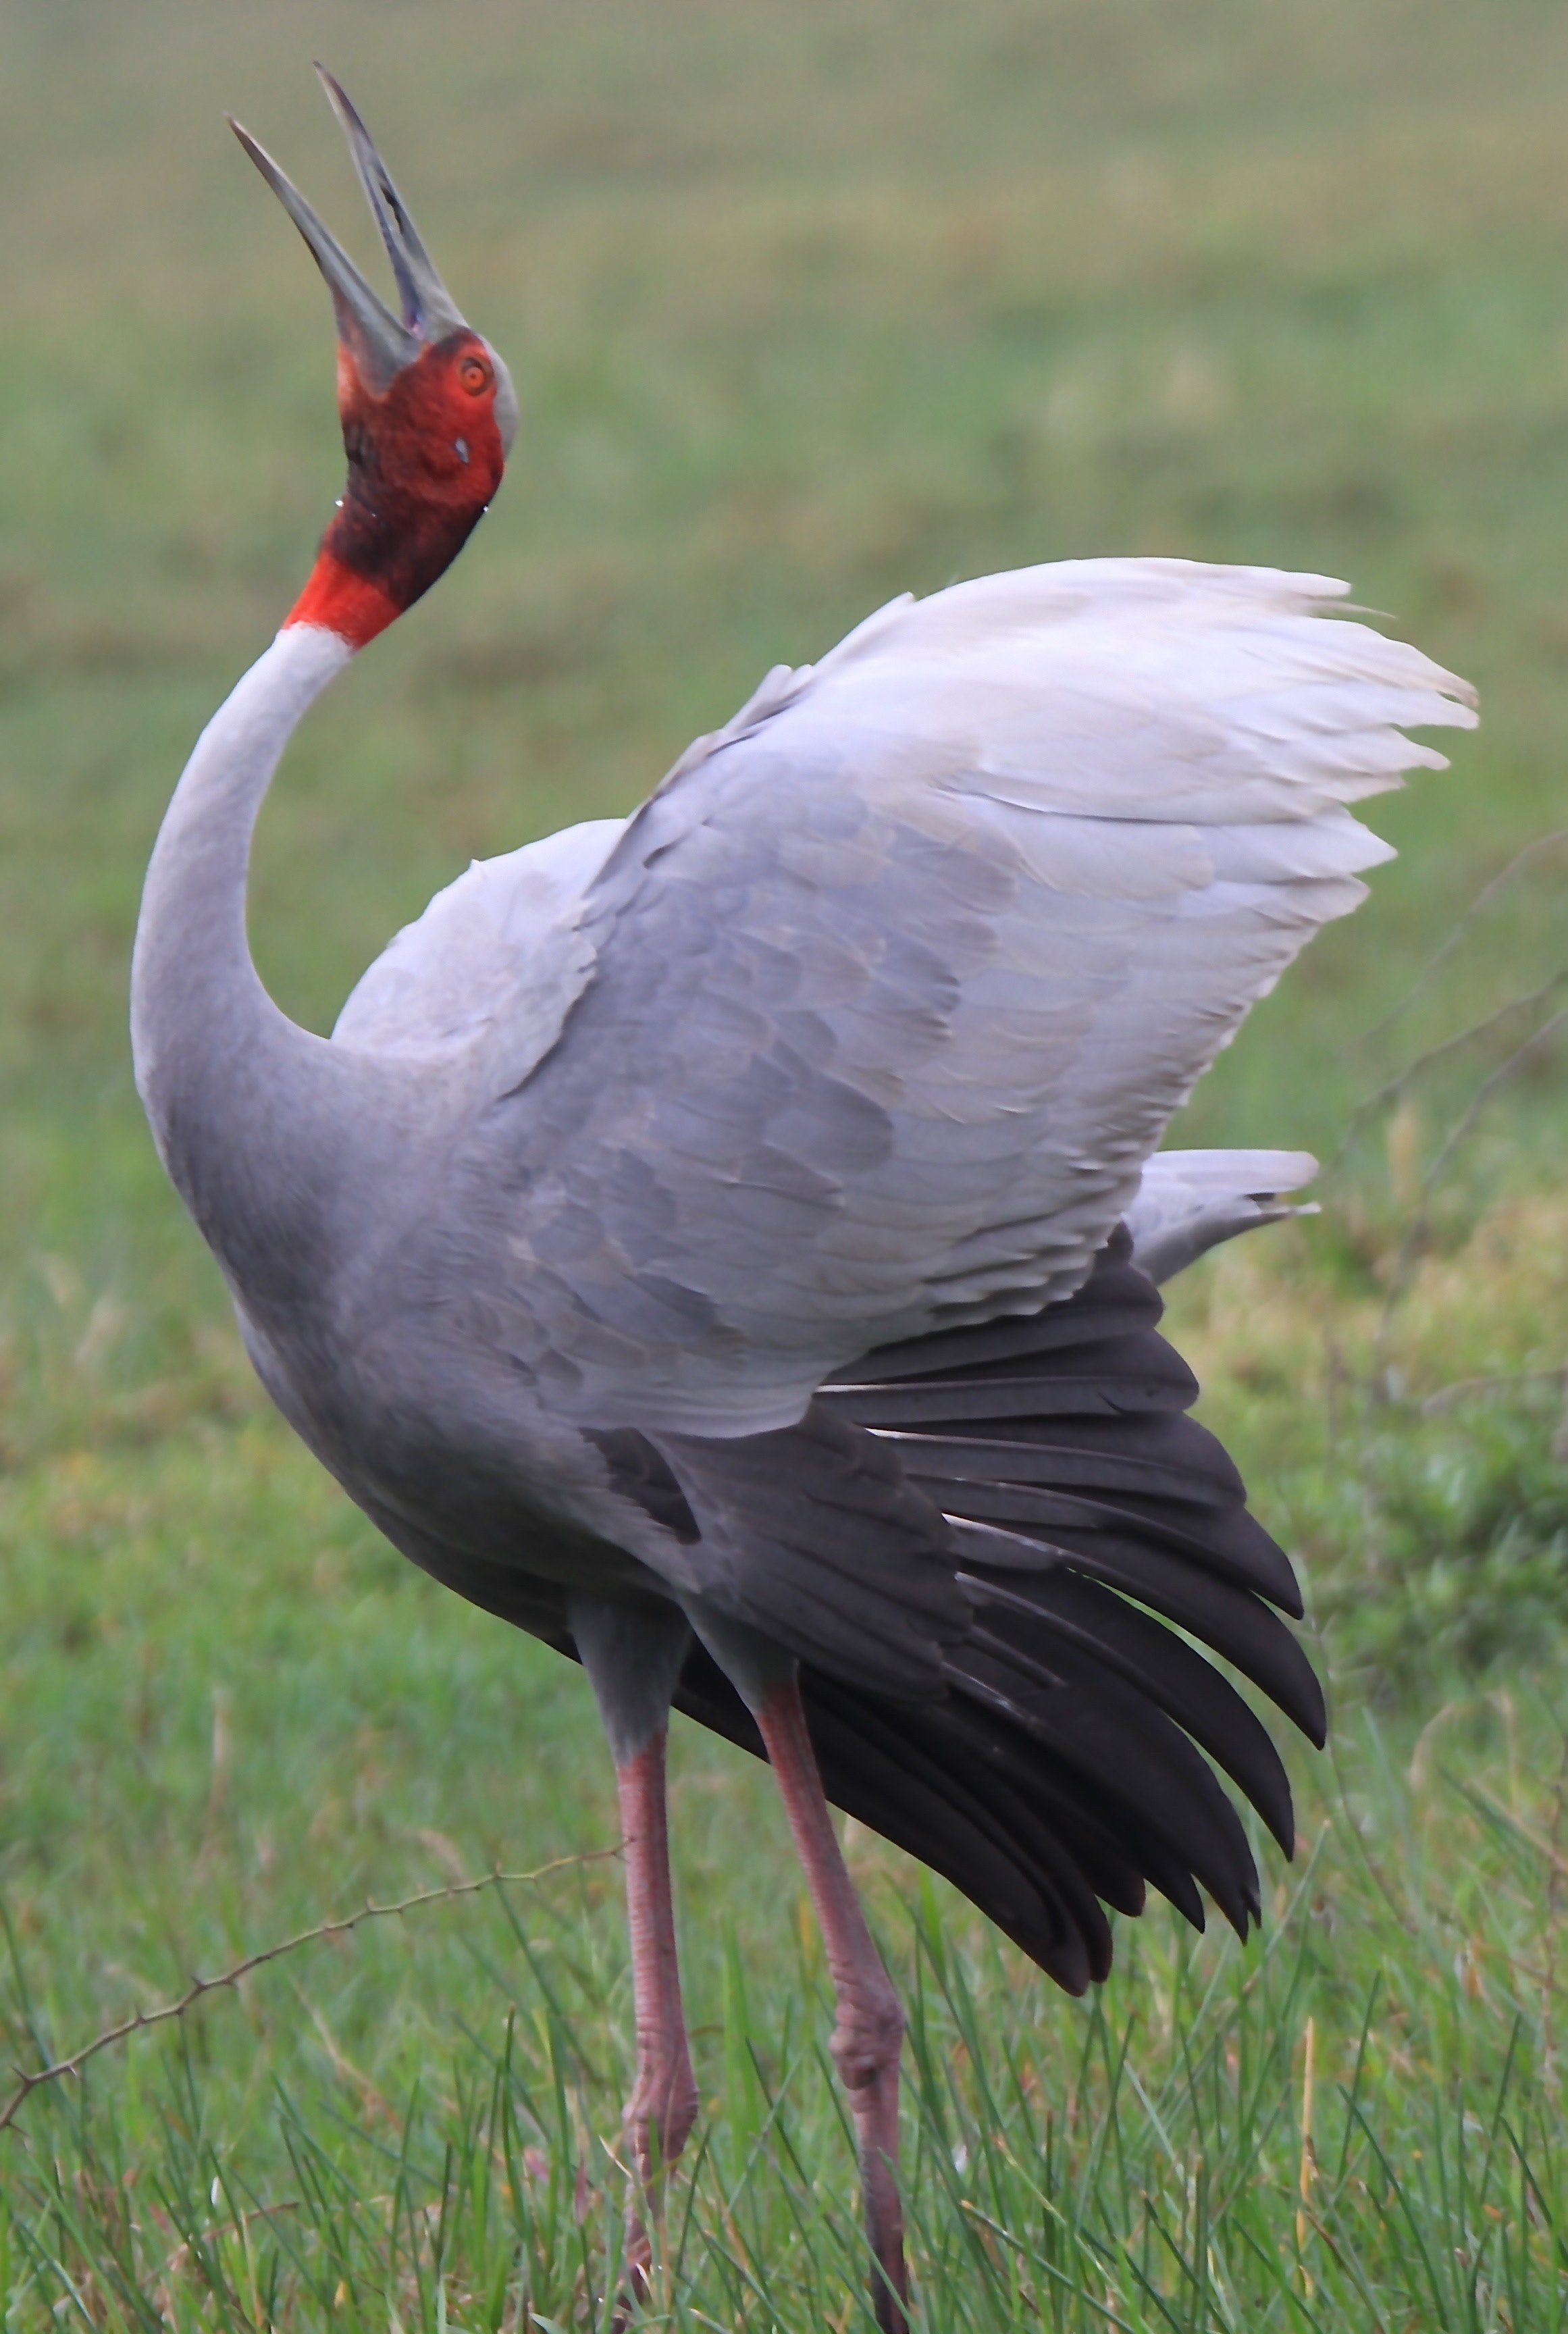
[131, 625, 389, 1309]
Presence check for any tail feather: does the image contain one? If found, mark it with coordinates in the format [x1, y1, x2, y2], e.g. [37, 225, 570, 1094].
[961, 1521, 1324, 1738]
[959, 1566, 1297, 1853]
[791, 1224, 1322, 1971]
[955, 1630, 1262, 1934]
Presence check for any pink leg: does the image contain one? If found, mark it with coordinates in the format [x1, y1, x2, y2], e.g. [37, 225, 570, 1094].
[755, 1681, 910, 2334]
[615, 1728, 700, 2295]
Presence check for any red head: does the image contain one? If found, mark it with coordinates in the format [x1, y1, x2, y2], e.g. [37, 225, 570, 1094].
[232, 71, 518, 650]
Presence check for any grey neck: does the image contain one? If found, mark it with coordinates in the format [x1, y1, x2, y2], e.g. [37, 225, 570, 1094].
[130, 625, 389, 1314]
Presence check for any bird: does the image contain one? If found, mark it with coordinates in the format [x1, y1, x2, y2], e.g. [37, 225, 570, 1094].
[129, 72, 1477, 2334]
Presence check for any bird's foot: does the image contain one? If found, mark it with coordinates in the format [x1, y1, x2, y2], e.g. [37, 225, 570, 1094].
[833, 1992, 910, 2334]
[610, 2208, 653, 2334]
[610, 2061, 700, 2328]
[625, 2051, 701, 2191]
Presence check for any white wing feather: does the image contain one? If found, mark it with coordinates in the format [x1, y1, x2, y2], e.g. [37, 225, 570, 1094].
[332, 818, 625, 1080]
[386, 559, 1473, 1434]
[1124, 1147, 1319, 1283]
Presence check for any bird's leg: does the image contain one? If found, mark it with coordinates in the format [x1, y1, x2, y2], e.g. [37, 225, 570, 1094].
[569, 1596, 698, 2304]
[754, 1678, 910, 2334]
[615, 1722, 700, 2276]
[679, 1601, 910, 2329]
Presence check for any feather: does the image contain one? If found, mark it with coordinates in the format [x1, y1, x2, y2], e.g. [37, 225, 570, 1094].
[1126, 1147, 1319, 1283]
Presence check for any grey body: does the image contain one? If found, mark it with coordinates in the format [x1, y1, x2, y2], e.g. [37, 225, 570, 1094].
[129, 93, 1480, 2325]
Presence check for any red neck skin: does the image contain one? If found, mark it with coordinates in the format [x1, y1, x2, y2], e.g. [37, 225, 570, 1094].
[285, 330, 506, 650]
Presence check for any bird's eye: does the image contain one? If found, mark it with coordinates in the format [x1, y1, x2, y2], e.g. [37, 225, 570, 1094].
[457, 354, 492, 397]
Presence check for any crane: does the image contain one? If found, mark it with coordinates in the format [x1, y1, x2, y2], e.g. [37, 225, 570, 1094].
[130, 73, 1477, 2333]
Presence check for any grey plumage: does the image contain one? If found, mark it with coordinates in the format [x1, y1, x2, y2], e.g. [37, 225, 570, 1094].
[139, 87, 1480, 2327]
[133, 561, 1473, 1951]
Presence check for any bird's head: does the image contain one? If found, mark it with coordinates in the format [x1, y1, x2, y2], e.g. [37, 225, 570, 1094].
[233, 70, 518, 650]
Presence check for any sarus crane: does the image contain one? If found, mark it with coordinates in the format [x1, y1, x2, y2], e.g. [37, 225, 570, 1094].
[130, 72, 1477, 2332]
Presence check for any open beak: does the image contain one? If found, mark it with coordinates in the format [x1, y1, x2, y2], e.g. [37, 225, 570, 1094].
[230, 66, 471, 396]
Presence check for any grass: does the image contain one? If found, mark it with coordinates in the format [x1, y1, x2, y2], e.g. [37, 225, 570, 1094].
[7, 1646, 1568, 2329]
[2, 0, 1567, 2325]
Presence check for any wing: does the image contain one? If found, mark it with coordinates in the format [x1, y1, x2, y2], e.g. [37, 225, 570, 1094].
[450, 559, 1473, 1434]
[332, 816, 625, 1079]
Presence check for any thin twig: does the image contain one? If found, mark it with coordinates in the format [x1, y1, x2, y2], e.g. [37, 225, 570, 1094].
[163, 2199, 303, 2281]
[1326, 1730, 1418, 1939]
[1359, 829, 1568, 1044]
[1420, 1366, 1567, 1417]
[1374, 1004, 1568, 1355]
[1461, 1780, 1568, 1886]
[1327, 968, 1567, 1178]
[0, 1846, 617, 2137]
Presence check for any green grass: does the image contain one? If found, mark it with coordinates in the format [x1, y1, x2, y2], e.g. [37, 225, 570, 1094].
[6, 1546, 1568, 2334]
[3, 0, 1567, 2325]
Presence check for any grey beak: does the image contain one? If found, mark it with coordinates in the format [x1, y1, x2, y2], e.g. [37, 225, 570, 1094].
[230, 72, 469, 396]
[313, 68, 468, 344]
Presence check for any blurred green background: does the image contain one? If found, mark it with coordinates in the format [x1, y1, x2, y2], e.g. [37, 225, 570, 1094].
[2, 0, 1565, 1366]
[1, 5, 1565, 2327]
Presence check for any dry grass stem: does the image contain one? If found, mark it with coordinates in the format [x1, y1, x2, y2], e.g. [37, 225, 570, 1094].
[0, 1846, 617, 2137]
